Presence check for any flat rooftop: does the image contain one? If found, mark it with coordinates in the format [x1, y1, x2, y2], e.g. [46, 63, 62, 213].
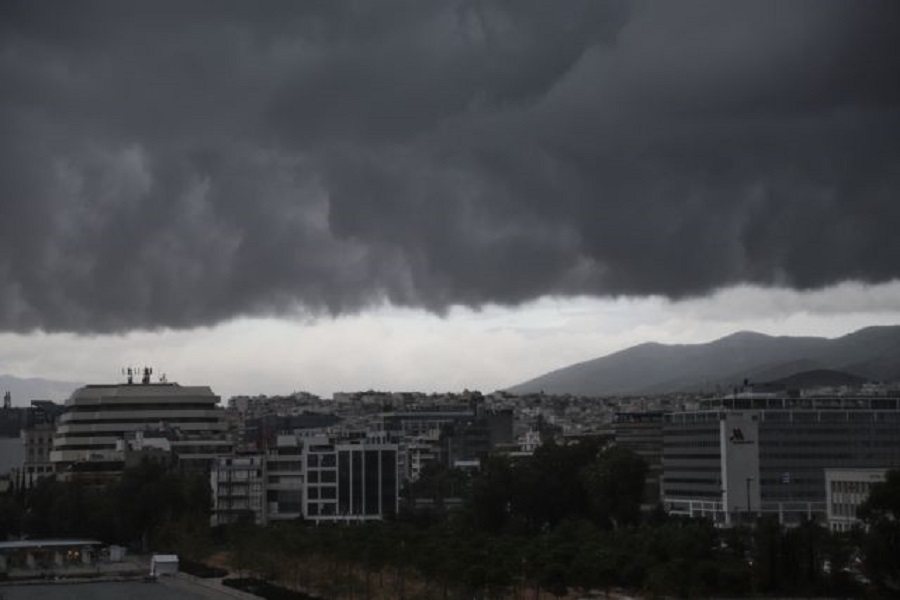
[0, 539, 103, 551]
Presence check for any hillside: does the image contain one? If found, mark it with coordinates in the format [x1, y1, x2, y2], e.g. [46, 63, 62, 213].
[767, 369, 868, 389]
[507, 325, 900, 396]
[0, 374, 81, 405]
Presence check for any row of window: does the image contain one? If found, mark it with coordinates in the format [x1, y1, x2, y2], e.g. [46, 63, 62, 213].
[663, 489, 722, 498]
[25, 465, 53, 474]
[268, 461, 304, 472]
[663, 465, 722, 472]
[67, 403, 217, 412]
[62, 417, 221, 426]
[664, 453, 722, 460]
[830, 480, 878, 494]
[664, 477, 721, 485]
[307, 454, 337, 467]
[308, 470, 337, 483]
[306, 502, 338, 516]
[663, 440, 720, 448]
[758, 440, 900, 448]
[307, 487, 337, 500]
[830, 503, 862, 518]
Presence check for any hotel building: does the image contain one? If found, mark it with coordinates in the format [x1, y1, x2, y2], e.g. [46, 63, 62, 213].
[662, 395, 900, 526]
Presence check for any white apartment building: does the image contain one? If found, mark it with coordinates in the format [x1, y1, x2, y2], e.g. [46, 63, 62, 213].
[210, 454, 266, 526]
[406, 429, 442, 482]
[20, 424, 55, 488]
[266, 434, 305, 521]
[303, 433, 339, 520]
[825, 468, 887, 532]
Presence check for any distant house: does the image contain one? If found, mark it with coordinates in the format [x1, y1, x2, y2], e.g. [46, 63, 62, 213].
[150, 553, 179, 577]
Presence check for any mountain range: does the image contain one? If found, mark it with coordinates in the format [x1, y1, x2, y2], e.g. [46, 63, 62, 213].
[0, 374, 82, 406]
[508, 325, 900, 396]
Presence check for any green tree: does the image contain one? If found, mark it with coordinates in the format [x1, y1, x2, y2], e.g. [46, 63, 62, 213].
[467, 455, 516, 533]
[859, 469, 900, 595]
[581, 446, 647, 529]
[0, 494, 23, 539]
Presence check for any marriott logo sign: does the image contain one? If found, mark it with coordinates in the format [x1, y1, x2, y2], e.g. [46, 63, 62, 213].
[729, 428, 753, 444]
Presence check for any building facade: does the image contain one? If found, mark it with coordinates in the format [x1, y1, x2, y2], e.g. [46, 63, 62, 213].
[265, 434, 305, 521]
[51, 380, 231, 477]
[210, 431, 401, 525]
[335, 436, 399, 521]
[210, 454, 266, 526]
[825, 468, 888, 532]
[662, 396, 900, 526]
[614, 411, 664, 511]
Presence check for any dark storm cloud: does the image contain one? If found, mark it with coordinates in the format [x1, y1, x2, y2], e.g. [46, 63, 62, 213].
[1, 0, 899, 332]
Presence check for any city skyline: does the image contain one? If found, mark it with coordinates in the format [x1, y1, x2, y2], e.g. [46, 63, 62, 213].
[3, 283, 900, 399]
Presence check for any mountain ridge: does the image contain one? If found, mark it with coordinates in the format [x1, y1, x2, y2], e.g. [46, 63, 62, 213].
[507, 325, 900, 396]
[0, 374, 82, 406]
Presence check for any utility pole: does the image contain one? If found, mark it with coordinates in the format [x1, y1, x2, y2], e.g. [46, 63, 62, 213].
[746, 476, 755, 518]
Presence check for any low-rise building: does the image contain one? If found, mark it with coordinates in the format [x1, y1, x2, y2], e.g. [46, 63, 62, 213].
[306, 431, 400, 522]
[210, 430, 401, 525]
[266, 435, 305, 521]
[825, 468, 888, 532]
[210, 454, 266, 526]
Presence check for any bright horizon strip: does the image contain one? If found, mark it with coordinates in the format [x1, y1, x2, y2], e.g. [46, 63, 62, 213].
[0, 281, 899, 400]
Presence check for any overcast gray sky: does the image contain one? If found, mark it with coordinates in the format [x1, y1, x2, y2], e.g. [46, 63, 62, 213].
[1, 1, 899, 397]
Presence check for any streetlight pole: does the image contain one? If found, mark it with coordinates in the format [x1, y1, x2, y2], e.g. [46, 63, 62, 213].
[746, 476, 755, 517]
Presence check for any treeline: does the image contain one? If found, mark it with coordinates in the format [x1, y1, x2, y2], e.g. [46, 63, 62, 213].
[0, 460, 211, 555]
[221, 442, 891, 599]
[2, 445, 900, 598]
[224, 515, 868, 599]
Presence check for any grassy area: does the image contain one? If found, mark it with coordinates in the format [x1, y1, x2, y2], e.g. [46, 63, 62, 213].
[223, 577, 321, 600]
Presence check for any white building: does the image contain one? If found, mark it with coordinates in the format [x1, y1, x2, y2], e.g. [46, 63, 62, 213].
[51, 379, 231, 476]
[265, 434, 305, 521]
[210, 454, 266, 526]
[150, 554, 179, 577]
[303, 433, 339, 520]
[406, 429, 442, 482]
[210, 430, 400, 525]
[20, 424, 55, 489]
[825, 468, 887, 532]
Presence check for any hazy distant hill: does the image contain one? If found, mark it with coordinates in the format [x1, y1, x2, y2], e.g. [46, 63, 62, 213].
[508, 325, 900, 396]
[768, 369, 868, 389]
[0, 374, 81, 405]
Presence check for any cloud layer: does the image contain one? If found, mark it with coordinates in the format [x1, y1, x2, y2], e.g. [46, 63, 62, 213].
[2, 0, 899, 332]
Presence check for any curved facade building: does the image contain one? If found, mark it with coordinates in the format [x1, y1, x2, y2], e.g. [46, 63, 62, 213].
[51, 382, 231, 472]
